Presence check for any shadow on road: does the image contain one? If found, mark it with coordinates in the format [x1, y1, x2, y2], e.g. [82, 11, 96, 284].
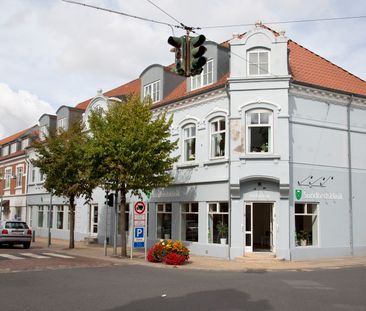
[104, 288, 272, 311]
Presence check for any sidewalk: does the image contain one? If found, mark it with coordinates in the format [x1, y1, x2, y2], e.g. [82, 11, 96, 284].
[32, 237, 366, 272]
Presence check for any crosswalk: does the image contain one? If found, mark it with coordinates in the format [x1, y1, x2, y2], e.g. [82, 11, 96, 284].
[0, 252, 75, 261]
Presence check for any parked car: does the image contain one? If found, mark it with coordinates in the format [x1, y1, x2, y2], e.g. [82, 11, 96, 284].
[0, 220, 32, 249]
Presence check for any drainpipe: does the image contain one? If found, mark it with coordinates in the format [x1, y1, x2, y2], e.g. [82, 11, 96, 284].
[225, 82, 232, 260]
[347, 96, 354, 256]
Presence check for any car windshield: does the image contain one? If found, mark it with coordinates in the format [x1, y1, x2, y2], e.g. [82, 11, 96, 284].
[5, 222, 29, 229]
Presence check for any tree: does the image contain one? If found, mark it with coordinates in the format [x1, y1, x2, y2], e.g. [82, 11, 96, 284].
[32, 121, 97, 248]
[87, 95, 178, 257]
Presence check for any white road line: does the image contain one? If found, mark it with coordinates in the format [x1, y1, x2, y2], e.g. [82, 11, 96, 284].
[42, 253, 74, 259]
[0, 254, 25, 260]
[20, 253, 50, 259]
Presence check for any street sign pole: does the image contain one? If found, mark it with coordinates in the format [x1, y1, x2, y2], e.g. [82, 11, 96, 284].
[113, 192, 117, 256]
[130, 215, 134, 259]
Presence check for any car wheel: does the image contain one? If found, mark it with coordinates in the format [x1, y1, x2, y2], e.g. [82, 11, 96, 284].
[23, 242, 31, 249]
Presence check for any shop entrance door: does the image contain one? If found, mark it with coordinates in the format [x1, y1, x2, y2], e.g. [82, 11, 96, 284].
[90, 205, 98, 237]
[244, 202, 273, 253]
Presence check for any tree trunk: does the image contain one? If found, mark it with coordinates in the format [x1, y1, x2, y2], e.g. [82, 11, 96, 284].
[119, 185, 127, 257]
[69, 195, 75, 249]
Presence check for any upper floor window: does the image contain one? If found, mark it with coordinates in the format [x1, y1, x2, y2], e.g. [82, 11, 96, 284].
[10, 143, 17, 154]
[4, 168, 12, 189]
[40, 125, 48, 140]
[1, 145, 9, 157]
[210, 117, 226, 158]
[16, 166, 23, 188]
[21, 139, 29, 150]
[57, 118, 67, 131]
[246, 109, 273, 153]
[143, 80, 160, 103]
[183, 124, 196, 162]
[191, 59, 213, 90]
[248, 49, 270, 76]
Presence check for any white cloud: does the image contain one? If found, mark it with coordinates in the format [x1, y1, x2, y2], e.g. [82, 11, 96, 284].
[0, 83, 54, 139]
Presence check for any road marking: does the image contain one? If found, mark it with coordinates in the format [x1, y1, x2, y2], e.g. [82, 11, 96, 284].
[283, 279, 333, 290]
[42, 253, 74, 259]
[0, 254, 25, 260]
[20, 253, 50, 259]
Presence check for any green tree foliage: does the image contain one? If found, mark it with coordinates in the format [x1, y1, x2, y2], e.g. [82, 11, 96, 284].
[87, 95, 178, 257]
[32, 121, 97, 248]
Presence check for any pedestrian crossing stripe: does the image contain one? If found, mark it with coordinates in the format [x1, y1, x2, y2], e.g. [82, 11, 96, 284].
[0, 253, 75, 260]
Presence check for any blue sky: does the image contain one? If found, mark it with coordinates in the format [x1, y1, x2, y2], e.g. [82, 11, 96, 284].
[0, 0, 365, 139]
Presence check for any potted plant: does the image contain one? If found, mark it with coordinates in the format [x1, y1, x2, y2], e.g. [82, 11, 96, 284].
[260, 142, 268, 152]
[296, 230, 309, 246]
[216, 222, 228, 245]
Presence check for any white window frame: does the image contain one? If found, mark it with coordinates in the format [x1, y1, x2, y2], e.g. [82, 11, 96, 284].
[247, 48, 270, 76]
[156, 203, 172, 239]
[208, 202, 229, 244]
[40, 125, 48, 140]
[191, 59, 213, 91]
[295, 202, 319, 247]
[38, 206, 44, 228]
[182, 124, 196, 162]
[143, 80, 160, 103]
[1, 145, 9, 157]
[246, 109, 273, 154]
[181, 202, 199, 242]
[4, 168, 12, 189]
[57, 118, 67, 131]
[21, 139, 29, 150]
[10, 143, 17, 154]
[210, 117, 226, 159]
[57, 206, 64, 230]
[15, 165, 23, 188]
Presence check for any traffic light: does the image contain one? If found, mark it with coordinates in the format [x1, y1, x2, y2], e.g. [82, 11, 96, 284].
[104, 192, 114, 207]
[189, 34, 207, 76]
[167, 36, 186, 76]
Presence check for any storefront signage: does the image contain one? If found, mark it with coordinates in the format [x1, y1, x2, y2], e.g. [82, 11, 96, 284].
[295, 189, 343, 200]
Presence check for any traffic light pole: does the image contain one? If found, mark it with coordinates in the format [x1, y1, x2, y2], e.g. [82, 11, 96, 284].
[113, 191, 118, 256]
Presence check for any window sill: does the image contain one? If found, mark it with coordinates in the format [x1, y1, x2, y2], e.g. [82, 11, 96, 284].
[176, 162, 199, 169]
[240, 154, 280, 160]
[203, 159, 229, 166]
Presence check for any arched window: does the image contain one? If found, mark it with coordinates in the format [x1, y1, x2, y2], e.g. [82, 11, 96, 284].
[247, 48, 270, 76]
[246, 109, 273, 153]
[182, 124, 196, 162]
[210, 117, 226, 158]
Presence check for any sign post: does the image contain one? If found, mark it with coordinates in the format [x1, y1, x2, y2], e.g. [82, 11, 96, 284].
[131, 201, 146, 259]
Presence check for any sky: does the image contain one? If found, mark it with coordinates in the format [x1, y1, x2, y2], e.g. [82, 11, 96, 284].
[0, 0, 365, 139]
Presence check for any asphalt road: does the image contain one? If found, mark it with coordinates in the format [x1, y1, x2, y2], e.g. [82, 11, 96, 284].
[0, 264, 365, 311]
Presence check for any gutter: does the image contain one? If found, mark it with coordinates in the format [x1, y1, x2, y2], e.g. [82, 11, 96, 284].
[347, 95, 354, 256]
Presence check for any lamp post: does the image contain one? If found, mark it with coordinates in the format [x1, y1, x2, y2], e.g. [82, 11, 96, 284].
[48, 192, 52, 247]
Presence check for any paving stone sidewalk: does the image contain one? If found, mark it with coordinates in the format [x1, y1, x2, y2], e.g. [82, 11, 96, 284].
[32, 237, 366, 272]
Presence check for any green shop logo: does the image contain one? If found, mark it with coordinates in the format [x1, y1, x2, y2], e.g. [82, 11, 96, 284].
[295, 189, 302, 200]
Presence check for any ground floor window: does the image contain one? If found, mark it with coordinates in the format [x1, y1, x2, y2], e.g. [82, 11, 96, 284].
[48, 206, 54, 229]
[38, 206, 44, 228]
[157, 203, 172, 240]
[181, 203, 198, 242]
[295, 203, 318, 246]
[208, 202, 229, 244]
[57, 206, 64, 229]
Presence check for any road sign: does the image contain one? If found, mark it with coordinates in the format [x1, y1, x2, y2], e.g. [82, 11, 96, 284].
[134, 227, 145, 248]
[134, 201, 146, 214]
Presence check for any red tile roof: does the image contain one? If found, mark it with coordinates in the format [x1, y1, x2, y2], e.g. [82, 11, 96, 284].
[0, 127, 32, 145]
[289, 40, 366, 97]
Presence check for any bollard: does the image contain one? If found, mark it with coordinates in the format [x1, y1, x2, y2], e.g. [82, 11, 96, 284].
[32, 229, 36, 242]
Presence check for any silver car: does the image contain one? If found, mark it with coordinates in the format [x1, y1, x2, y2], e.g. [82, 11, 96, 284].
[0, 220, 32, 249]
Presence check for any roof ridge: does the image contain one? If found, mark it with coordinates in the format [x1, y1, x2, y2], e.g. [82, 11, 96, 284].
[289, 39, 366, 85]
[0, 126, 36, 145]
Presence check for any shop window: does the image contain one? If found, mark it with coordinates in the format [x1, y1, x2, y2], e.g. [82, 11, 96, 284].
[157, 203, 172, 239]
[181, 203, 198, 242]
[248, 49, 270, 76]
[295, 203, 318, 247]
[191, 59, 213, 90]
[57, 206, 64, 229]
[246, 109, 272, 153]
[208, 202, 229, 244]
[183, 124, 196, 162]
[143, 80, 160, 103]
[210, 117, 226, 158]
[38, 206, 44, 228]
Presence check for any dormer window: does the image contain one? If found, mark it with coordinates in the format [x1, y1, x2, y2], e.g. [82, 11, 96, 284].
[10, 143, 17, 154]
[191, 59, 213, 90]
[247, 49, 270, 76]
[143, 80, 160, 103]
[40, 125, 48, 140]
[57, 118, 67, 131]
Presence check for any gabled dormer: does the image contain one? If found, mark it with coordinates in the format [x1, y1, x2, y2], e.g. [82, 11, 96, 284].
[55, 105, 84, 132]
[187, 41, 229, 92]
[230, 22, 289, 79]
[38, 114, 57, 140]
[140, 64, 185, 104]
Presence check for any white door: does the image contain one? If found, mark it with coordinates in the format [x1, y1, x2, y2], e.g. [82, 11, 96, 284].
[244, 203, 253, 253]
[90, 205, 98, 237]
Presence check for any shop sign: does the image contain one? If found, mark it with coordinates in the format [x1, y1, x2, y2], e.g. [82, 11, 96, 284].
[295, 189, 343, 200]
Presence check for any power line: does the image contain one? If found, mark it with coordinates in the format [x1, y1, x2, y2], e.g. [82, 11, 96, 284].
[61, 0, 181, 29]
[201, 15, 366, 29]
[146, 0, 183, 27]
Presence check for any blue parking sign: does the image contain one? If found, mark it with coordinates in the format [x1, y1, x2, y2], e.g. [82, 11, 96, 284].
[135, 227, 144, 239]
